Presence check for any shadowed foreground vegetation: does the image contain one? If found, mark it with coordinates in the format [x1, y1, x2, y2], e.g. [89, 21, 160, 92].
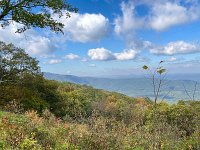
[0, 41, 200, 149]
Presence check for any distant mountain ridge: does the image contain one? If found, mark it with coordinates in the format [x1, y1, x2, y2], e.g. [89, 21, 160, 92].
[44, 72, 200, 102]
[44, 72, 90, 84]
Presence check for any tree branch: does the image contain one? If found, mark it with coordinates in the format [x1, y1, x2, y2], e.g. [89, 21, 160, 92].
[183, 83, 192, 101]
[192, 82, 197, 101]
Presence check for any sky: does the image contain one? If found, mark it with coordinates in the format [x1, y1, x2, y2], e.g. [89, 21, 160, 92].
[1, 0, 200, 77]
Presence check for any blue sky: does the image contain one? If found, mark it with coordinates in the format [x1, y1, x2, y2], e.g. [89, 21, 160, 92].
[1, 0, 200, 77]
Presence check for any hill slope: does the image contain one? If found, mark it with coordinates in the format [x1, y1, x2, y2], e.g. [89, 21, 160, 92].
[44, 72, 200, 102]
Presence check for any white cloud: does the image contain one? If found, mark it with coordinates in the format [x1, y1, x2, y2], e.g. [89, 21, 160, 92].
[89, 64, 96, 67]
[23, 36, 55, 55]
[0, 11, 109, 57]
[114, 0, 200, 35]
[45, 59, 62, 64]
[114, 50, 137, 60]
[81, 58, 88, 62]
[0, 23, 55, 56]
[113, 0, 200, 54]
[58, 12, 109, 43]
[88, 48, 115, 61]
[167, 57, 177, 62]
[88, 47, 137, 61]
[128, 40, 153, 50]
[150, 41, 200, 55]
[40, 54, 56, 59]
[114, 1, 144, 35]
[64, 53, 80, 60]
[112, 1, 152, 51]
[149, 1, 200, 31]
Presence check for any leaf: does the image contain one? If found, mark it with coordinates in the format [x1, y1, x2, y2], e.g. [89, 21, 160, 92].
[142, 65, 148, 70]
[157, 68, 166, 74]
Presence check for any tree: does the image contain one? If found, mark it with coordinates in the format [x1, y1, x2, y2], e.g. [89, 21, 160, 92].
[142, 61, 167, 150]
[0, 0, 78, 33]
[0, 41, 40, 84]
[0, 41, 62, 113]
[142, 61, 166, 108]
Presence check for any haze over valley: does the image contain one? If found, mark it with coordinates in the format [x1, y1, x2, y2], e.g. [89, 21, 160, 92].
[44, 72, 200, 102]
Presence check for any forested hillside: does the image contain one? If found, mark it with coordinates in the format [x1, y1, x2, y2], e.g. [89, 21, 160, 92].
[0, 41, 135, 118]
[0, 41, 200, 149]
[0, 100, 200, 149]
[44, 72, 200, 102]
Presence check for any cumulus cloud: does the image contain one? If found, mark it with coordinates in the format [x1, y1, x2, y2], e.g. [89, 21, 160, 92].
[150, 41, 200, 55]
[0, 23, 56, 56]
[58, 12, 109, 43]
[64, 53, 80, 60]
[114, 50, 137, 61]
[23, 36, 55, 55]
[149, 1, 200, 31]
[114, 5, 200, 57]
[88, 48, 115, 61]
[0, 11, 109, 57]
[45, 59, 62, 64]
[88, 47, 137, 61]
[114, 0, 200, 35]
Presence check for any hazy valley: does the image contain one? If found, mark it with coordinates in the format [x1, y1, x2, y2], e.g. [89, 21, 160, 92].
[44, 72, 200, 102]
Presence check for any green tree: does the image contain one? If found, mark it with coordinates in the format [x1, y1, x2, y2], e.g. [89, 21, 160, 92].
[0, 0, 77, 33]
[0, 41, 40, 84]
[0, 41, 63, 113]
[0, 41, 46, 110]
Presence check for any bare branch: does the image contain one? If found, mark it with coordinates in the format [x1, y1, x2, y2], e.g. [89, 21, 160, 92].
[161, 89, 172, 102]
[192, 82, 197, 101]
[183, 83, 192, 101]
